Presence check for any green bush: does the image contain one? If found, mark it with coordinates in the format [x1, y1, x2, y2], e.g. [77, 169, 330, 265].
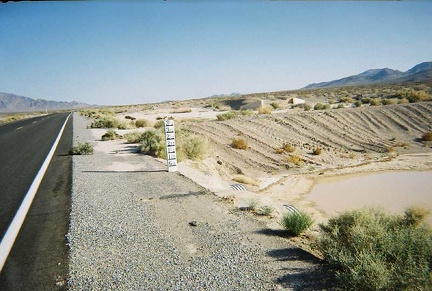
[281, 211, 314, 236]
[317, 207, 432, 290]
[181, 134, 206, 160]
[124, 131, 145, 143]
[70, 142, 94, 155]
[314, 103, 331, 110]
[303, 103, 312, 111]
[354, 101, 362, 108]
[140, 129, 164, 157]
[135, 119, 148, 128]
[101, 130, 121, 141]
[153, 120, 165, 129]
[270, 102, 280, 109]
[90, 116, 120, 128]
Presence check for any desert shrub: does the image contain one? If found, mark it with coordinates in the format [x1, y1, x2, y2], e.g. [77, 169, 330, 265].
[336, 103, 345, 109]
[140, 129, 164, 157]
[245, 199, 259, 212]
[361, 97, 371, 104]
[90, 116, 120, 128]
[303, 103, 312, 111]
[258, 106, 273, 114]
[314, 103, 331, 110]
[153, 120, 165, 129]
[353, 101, 362, 108]
[407, 90, 428, 103]
[270, 102, 280, 109]
[317, 207, 432, 290]
[233, 175, 259, 186]
[170, 108, 192, 114]
[124, 131, 145, 143]
[404, 207, 431, 227]
[276, 143, 296, 154]
[286, 154, 303, 166]
[216, 111, 237, 121]
[382, 98, 398, 106]
[181, 134, 206, 160]
[135, 119, 148, 128]
[370, 98, 381, 106]
[231, 137, 248, 150]
[398, 97, 409, 104]
[117, 120, 136, 130]
[101, 130, 121, 141]
[340, 97, 354, 103]
[422, 132, 432, 142]
[312, 147, 322, 155]
[70, 142, 94, 155]
[124, 115, 136, 120]
[314, 103, 324, 110]
[258, 205, 274, 217]
[281, 211, 314, 236]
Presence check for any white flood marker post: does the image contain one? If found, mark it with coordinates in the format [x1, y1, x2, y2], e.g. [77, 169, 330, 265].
[164, 119, 178, 172]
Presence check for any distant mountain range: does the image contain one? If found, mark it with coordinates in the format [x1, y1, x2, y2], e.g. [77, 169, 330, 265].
[304, 61, 432, 89]
[0, 93, 91, 113]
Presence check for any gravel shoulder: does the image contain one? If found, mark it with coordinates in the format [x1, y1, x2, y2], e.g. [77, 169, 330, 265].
[68, 113, 334, 290]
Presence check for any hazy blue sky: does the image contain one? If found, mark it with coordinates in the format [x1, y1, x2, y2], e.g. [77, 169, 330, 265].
[1, 1, 431, 105]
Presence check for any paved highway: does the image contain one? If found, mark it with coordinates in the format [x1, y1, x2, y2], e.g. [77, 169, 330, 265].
[0, 113, 72, 290]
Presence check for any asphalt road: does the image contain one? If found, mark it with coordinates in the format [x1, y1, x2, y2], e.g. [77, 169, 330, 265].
[0, 113, 72, 290]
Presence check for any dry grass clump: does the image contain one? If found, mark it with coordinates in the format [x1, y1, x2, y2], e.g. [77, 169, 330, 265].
[257, 205, 274, 217]
[233, 175, 259, 186]
[258, 106, 273, 114]
[171, 108, 192, 114]
[117, 120, 136, 130]
[286, 154, 304, 166]
[312, 147, 322, 155]
[276, 143, 296, 154]
[231, 137, 248, 150]
[422, 131, 432, 142]
[382, 98, 398, 106]
[217, 111, 237, 121]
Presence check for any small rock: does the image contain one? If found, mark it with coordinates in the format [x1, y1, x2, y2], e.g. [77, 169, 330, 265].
[189, 221, 198, 227]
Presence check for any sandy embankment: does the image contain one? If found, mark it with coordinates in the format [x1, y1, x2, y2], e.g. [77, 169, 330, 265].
[91, 102, 432, 231]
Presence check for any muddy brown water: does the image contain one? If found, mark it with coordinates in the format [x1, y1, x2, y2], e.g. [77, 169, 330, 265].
[306, 171, 432, 225]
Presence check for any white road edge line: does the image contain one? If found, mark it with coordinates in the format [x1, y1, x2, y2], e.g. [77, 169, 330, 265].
[0, 113, 72, 272]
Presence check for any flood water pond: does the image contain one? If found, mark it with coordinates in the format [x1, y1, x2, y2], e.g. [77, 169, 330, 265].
[306, 171, 432, 224]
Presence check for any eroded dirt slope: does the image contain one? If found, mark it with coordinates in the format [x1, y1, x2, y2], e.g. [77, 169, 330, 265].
[184, 102, 432, 179]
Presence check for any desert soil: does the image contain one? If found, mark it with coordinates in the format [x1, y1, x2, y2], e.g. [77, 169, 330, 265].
[93, 101, 432, 249]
